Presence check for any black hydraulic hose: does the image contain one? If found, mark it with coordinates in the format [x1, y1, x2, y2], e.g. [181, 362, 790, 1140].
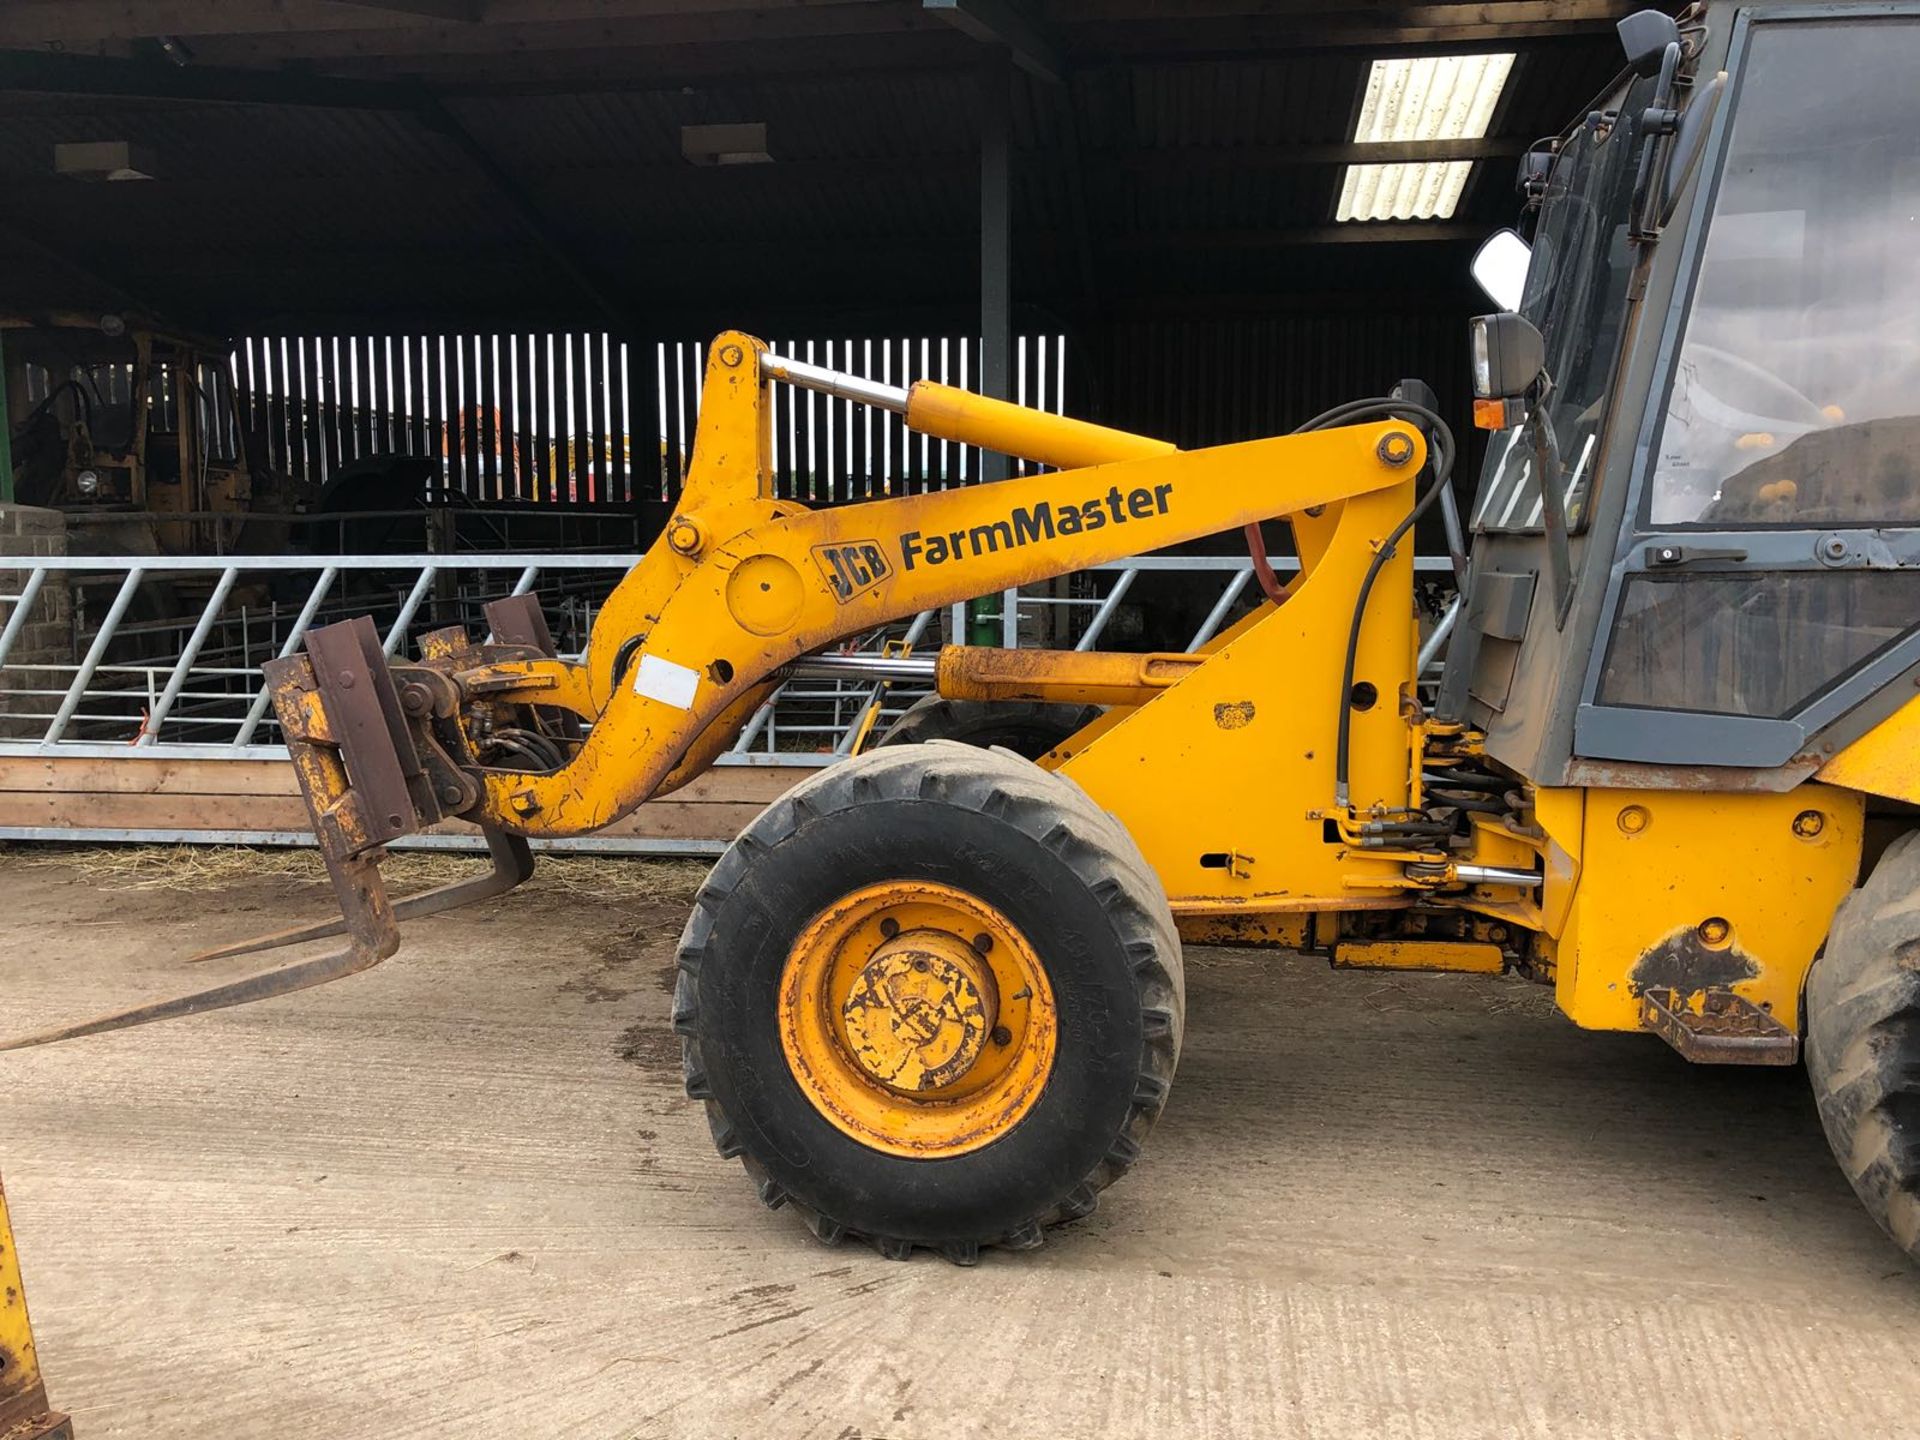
[1322, 399, 1458, 809]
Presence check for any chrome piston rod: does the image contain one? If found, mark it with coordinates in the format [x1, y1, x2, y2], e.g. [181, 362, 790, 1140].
[1452, 864, 1541, 888]
[760, 351, 909, 414]
[783, 653, 939, 682]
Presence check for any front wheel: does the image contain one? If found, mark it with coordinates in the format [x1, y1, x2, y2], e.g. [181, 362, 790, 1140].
[673, 741, 1183, 1262]
[1805, 830, 1920, 1261]
[876, 695, 1100, 761]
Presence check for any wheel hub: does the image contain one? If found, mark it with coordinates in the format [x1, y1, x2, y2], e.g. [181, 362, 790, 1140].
[778, 881, 1057, 1158]
[841, 934, 1000, 1093]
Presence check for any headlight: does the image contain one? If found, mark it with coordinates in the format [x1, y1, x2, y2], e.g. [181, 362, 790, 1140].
[75, 469, 101, 496]
[1466, 313, 1546, 401]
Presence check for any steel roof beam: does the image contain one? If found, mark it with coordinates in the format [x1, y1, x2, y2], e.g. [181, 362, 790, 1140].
[327, 0, 484, 19]
[924, 0, 1064, 83]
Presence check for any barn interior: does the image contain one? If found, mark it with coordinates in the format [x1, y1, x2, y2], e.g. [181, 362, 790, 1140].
[0, 0, 1632, 783]
[0, 1, 1628, 507]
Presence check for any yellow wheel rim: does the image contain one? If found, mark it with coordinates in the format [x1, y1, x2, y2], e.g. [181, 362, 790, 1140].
[779, 881, 1057, 1158]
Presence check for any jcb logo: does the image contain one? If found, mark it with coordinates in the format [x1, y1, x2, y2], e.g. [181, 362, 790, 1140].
[812, 540, 890, 604]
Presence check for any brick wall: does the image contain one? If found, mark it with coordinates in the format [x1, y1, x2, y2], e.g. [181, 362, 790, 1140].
[0, 505, 73, 741]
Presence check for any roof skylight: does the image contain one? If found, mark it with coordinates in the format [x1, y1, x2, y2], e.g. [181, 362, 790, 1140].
[1336, 53, 1515, 222]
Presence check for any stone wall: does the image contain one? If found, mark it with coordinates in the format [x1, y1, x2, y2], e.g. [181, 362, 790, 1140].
[0, 505, 73, 741]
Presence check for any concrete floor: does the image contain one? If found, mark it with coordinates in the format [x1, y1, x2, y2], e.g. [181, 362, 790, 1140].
[2, 852, 1919, 1439]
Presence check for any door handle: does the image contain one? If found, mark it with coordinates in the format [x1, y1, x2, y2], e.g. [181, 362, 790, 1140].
[1645, 543, 1748, 567]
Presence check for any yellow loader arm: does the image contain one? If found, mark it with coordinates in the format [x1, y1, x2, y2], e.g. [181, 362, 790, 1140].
[2, 332, 1426, 1049]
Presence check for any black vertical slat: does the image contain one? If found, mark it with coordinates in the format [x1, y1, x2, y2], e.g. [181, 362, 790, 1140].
[299, 337, 323, 485]
[285, 339, 301, 482]
[272, 332, 289, 468]
[460, 335, 482, 501]
[803, 342, 821, 505]
[939, 337, 955, 491]
[894, 334, 910, 495]
[321, 336, 343, 482]
[503, 333, 520, 500]
[622, 335, 646, 506]
[406, 336, 424, 457]
[565, 331, 588, 506]
[587, 333, 609, 508]
[656, 340, 679, 507]
[819, 338, 836, 504]
[256, 338, 279, 474]
[444, 335, 462, 494]
[432, 334, 456, 491]
[263, 339, 281, 474]
[529, 332, 550, 503]
[476, 332, 498, 503]
[240, 338, 261, 468]
[773, 350, 793, 500]
[373, 334, 392, 455]
[683, 339, 703, 495]
[608, 333, 626, 506]
[356, 334, 375, 459]
[572, 331, 593, 506]
[849, 338, 868, 502]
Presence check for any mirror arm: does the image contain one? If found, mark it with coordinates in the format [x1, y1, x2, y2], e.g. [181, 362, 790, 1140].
[1629, 40, 1685, 242]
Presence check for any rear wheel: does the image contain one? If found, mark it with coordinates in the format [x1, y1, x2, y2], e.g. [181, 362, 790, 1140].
[877, 694, 1100, 761]
[1805, 829, 1920, 1261]
[673, 741, 1182, 1262]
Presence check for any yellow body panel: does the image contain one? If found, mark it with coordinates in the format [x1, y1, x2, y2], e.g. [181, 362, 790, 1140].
[1333, 940, 1505, 974]
[1816, 690, 1920, 803]
[1059, 479, 1419, 908]
[1544, 786, 1863, 1032]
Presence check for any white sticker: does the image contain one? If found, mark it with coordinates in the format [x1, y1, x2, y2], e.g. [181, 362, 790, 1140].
[633, 653, 701, 710]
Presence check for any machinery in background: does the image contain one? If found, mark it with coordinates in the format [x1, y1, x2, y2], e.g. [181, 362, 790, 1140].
[12, 2, 1920, 1272]
[2, 313, 288, 555]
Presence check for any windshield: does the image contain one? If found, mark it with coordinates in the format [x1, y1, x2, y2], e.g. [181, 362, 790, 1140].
[1473, 71, 1657, 532]
[1649, 19, 1920, 527]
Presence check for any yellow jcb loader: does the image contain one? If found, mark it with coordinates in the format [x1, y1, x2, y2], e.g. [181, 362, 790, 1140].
[12, 2, 1920, 1269]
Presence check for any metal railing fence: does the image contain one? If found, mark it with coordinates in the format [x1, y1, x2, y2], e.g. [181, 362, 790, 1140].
[1, 551, 1454, 762]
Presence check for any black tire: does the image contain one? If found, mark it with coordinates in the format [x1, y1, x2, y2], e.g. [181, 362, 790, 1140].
[877, 694, 1100, 761]
[1805, 829, 1920, 1260]
[673, 740, 1183, 1263]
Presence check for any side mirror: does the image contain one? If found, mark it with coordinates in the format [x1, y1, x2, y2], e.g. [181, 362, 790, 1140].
[1470, 230, 1533, 313]
[1469, 313, 1547, 430]
[1660, 71, 1727, 225]
[1617, 9, 1680, 76]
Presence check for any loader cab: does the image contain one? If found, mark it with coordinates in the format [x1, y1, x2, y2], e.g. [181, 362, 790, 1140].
[1449, 0, 1920, 787]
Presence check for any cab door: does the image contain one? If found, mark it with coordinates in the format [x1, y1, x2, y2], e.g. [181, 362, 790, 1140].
[1576, 8, 1920, 768]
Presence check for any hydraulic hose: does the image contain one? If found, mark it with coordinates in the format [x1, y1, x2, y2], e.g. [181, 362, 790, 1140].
[1303, 398, 1458, 810]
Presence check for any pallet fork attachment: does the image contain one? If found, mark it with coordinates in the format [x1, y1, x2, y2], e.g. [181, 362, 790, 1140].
[0, 605, 542, 1053]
